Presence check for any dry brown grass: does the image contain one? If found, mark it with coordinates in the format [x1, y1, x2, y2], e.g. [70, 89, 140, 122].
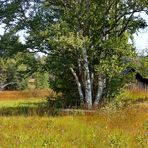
[128, 88, 148, 99]
[0, 89, 55, 100]
[119, 88, 148, 103]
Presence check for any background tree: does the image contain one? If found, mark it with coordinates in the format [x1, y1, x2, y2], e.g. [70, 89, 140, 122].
[0, 52, 49, 90]
[0, 56, 27, 90]
[132, 55, 148, 77]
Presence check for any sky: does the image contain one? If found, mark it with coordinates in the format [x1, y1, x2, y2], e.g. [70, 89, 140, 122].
[0, 13, 148, 55]
[133, 12, 148, 55]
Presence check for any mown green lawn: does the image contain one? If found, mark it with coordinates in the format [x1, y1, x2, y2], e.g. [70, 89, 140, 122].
[0, 99, 147, 147]
[0, 98, 48, 116]
[0, 98, 46, 108]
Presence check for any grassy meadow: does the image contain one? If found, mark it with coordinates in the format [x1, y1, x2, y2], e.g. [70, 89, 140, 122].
[0, 90, 147, 147]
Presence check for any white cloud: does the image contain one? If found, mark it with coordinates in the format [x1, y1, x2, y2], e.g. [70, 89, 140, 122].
[133, 12, 148, 54]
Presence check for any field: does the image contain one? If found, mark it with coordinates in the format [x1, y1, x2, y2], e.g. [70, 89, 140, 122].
[0, 90, 148, 147]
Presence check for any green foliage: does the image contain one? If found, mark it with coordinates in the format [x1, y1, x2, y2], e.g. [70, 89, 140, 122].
[34, 72, 49, 89]
[132, 56, 148, 77]
[0, 57, 26, 90]
[46, 97, 64, 115]
[0, 33, 26, 57]
[48, 67, 80, 107]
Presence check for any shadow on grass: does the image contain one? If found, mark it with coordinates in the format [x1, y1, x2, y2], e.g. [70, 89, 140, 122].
[0, 102, 60, 116]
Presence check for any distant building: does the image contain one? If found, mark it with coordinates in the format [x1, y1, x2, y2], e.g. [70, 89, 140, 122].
[124, 68, 148, 90]
[28, 79, 36, 89]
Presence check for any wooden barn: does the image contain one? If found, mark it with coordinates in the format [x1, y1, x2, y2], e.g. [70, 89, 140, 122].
[124, 68, 148, 91]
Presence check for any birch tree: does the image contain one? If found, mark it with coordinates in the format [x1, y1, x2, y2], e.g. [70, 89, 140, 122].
[43, 0, 147, 108]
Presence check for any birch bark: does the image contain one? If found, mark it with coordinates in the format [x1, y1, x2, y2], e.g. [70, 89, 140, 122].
[94, 76, 105, 107]
[83, 47, 92, 108]
[70, 67, 84, 104]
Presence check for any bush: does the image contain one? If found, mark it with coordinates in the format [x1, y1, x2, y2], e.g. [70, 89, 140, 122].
[47, 97, 64, 109]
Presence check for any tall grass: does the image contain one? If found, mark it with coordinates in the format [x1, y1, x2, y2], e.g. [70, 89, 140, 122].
[0, 89, 147, 147]
[0, 104, 147, 147]
[0, 97, 147, 147]
[116, 88, 148, 104]
[125, 88, 148, 101]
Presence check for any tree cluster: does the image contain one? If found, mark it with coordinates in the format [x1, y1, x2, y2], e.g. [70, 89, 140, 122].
[0, 53, 49, 90]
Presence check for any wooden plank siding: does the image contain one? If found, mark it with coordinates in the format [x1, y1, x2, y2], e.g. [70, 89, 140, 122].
[127, 81, 148, 91]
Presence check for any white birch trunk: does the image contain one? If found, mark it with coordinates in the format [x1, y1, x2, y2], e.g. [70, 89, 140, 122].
[70, 67, 84, 104]
[83, 47, 92, 109]
[93, 76, 105, 107]
[91, 72, 94, 89]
